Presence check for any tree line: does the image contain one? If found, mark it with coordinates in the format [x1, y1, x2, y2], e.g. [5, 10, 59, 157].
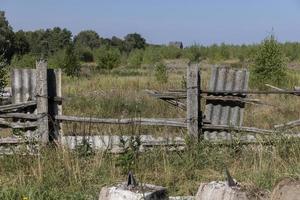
[1, 10, 300, 88]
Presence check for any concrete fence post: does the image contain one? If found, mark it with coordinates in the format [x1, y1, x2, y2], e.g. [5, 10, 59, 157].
[36, 60, 49, 144]
[187, 63, 202, 138]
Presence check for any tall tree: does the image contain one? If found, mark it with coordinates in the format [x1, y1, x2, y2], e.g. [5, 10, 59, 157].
[0, 11, 15, 61]
[110, 36, 125, 51]
[74, 30, 101, 49]
[24, 27, 72, 56]
[124, 33, 146, 52]
[14, 30, 30, 55]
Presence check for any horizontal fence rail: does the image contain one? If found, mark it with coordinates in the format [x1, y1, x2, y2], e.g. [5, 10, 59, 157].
[168, 89, 300, 95]
[0, 101, 36, 112]
[55, 115, 187, 127]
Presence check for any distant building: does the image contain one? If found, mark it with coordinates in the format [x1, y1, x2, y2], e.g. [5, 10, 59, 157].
[168, 41, 183, 49]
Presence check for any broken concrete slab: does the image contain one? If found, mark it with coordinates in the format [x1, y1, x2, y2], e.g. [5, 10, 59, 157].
[99, 182, 168, 200]
[195, 181, 249, 200]
[271, 178, 300, 200]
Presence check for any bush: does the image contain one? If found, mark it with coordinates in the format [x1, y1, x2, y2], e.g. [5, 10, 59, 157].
[76, 46, 94, 62]
[95, 47, 121, 70]
[183, 45, 203, 62]
[142, 46, 161, 65]
[127, 49, 144, 68]
[63, 45, 81, 76]
[160, 46, 182, 59]
[252, 34, 287, 87]
[48, 49, 65, 69]
[0, 55, 8, 93]
[10, 54, 37, 68]
[155, 63, 168, 83]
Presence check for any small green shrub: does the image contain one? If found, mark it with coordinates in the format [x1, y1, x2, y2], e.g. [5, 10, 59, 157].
[117, 136, 141, 174]
[160, 46, 182, 59]
[127, 49, 144, 68]
[75, 138, 94, 157]
[76, 47, 94, 62]
[63, 45, 81, 77]
[183, 45, 202, 62]
[47, 49, 65, 69]
[155, 62, 168, 83]
[252, 34, 287, 87]
[143, 46, 161, 65]
[111, 67, 142, 76]
[95, 47, 121, 70]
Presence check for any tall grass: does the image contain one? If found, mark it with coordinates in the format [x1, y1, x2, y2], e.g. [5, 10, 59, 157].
[1, 61, 300, 199]
[1, 137, 300, 199]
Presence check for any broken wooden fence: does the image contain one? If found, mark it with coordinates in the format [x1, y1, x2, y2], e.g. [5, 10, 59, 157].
[1, 61, 300, 154]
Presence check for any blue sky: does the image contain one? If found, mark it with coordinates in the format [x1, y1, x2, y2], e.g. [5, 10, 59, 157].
[1, 0, 300, 46]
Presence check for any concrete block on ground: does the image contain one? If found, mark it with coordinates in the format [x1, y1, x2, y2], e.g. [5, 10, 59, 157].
[169, 196, 194, 200]
[99, 182, 168, 200]
[195, 181, 249, 200]
[271, 178, 300, 200]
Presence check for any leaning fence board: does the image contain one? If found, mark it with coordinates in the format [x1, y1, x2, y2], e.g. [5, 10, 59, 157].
[148, 91, 261, 105]
[0, 101, 36, 112]
[145, 89, 186, 110]
[55, 115, 186, 127]
[203, 124, 273, 134]
[274, 119, 300, 129]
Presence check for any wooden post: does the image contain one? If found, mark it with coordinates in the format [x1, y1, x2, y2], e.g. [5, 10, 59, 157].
[36, 60, 49, 144]
[47, 69, 62, 141]
[187, 63, 202, 138]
